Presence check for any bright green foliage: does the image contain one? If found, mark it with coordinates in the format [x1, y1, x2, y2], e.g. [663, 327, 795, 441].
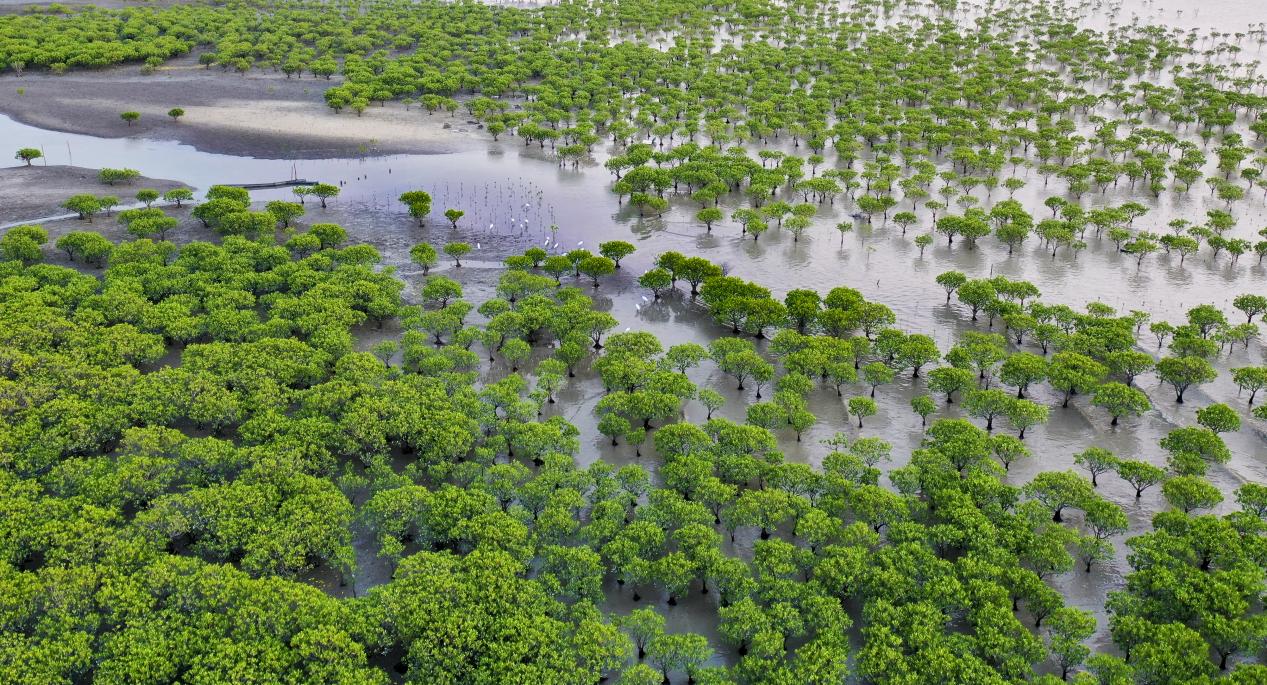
[0, 224, 48, 263]
[1091, 382, 1151, 426]
[443, 241, 471, 266]
[5, 1, 1267, 681]
[848, 396, 877, 428]
[1073, 447, 1118, 487]
[410, 242, 439, 274]
[99, 167, 140, 185]
[927, 366, 975, 404]
[598, 240, 635, 267]
[1195, 403, 1240, 434]
[61, 193, 101, 220]
[1000, 352, 1047, 398]
[1155, 356, 1218, 403]
[910, 395, 936, 426]
[1161, 476, 1223, 513]
[1116, 459, 1167, 498]
[266, 200, 305, 227]
[443, 208, 464, 228]
[14, 147, 42, 165]
[162, 187, 194, 206]
[134, 188, 160, 207]
[579, 255, 616, 287]
[55, 230, 113, 266]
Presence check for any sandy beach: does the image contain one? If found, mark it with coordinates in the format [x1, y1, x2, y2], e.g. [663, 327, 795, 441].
[0, 55, 488, 159]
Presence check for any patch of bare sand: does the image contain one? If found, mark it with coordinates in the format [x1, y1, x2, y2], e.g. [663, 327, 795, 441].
[0, 56, 489, 158]
[0, 164, 184, 224]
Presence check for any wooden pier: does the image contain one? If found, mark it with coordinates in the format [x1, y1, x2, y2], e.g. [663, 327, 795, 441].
[226, 179, 317, 190]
